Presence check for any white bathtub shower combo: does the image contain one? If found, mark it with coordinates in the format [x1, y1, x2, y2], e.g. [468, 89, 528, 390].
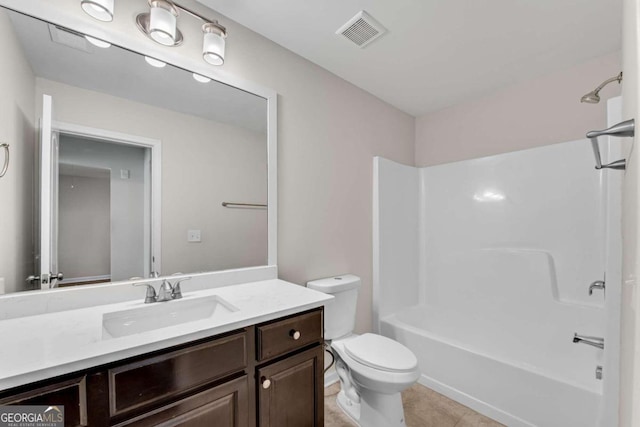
[373, 98, 624, 426]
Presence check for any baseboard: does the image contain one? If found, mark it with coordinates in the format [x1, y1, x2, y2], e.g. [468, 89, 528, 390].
[418, 374, 533, 427]
[324, 369, 339, 388]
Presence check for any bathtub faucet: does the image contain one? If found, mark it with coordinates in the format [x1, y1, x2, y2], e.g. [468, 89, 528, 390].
[573, 333, 604, 350]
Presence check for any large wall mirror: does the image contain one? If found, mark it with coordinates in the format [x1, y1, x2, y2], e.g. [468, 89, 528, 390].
[0, 6, 275, 294]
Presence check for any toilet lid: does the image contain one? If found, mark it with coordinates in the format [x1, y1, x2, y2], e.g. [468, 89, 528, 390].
[344, 333, 417, 372]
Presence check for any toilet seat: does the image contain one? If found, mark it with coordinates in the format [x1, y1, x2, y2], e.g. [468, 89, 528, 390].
[343, 333, 418, 372]
[332, 335, 420, 395]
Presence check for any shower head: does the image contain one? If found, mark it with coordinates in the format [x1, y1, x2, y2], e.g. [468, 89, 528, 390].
[581, 91, 601, 104]
[581, 72, 623, 104]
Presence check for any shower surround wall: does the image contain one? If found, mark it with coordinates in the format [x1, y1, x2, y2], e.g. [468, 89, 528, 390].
[374, 124, 622, 425]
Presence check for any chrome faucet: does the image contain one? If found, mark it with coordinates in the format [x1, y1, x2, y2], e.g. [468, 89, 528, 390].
[157, 280, 174, 302]
[132, 276, 191, 303]
[573, 333, 604, 349]
[589, 280, 605, 296]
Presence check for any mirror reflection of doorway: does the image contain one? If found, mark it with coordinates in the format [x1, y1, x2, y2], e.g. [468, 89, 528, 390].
[57, 134, 151, 284]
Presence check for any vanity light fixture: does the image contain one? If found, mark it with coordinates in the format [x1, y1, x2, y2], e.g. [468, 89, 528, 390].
[135, 0, 227, 65]
[82, 0, 229, 65]
[85, 35, 111, 48]
[144, 56, 167, 68]
[80, 0, 114, 22]
[193, 73, 211, 83]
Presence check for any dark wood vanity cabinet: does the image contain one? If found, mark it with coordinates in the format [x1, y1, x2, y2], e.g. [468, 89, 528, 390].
[0, 307, 323, 427]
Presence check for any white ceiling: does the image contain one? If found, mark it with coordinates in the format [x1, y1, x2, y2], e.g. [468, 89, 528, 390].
[197, 0, 622, 117]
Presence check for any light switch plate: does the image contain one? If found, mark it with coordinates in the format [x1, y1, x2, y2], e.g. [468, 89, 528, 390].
[187, 230, 201, 243]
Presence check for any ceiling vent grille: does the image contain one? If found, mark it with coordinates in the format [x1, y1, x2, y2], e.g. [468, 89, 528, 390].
[336, 11, 387, 48]
[48, 24, 93, 53]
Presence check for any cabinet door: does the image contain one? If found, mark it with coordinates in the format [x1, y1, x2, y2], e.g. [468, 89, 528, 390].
[257, 346, 323, 427]
[0, 376, 88, 426]
[114, 375, 249, 427]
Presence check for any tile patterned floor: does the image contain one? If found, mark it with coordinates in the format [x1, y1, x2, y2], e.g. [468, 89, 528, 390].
[324, 383, 505, 427]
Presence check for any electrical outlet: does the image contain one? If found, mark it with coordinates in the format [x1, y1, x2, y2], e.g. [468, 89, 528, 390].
[187, 230, 201, 243]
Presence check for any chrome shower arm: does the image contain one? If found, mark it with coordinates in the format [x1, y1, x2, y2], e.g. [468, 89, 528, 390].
[592, 73, 623, 95]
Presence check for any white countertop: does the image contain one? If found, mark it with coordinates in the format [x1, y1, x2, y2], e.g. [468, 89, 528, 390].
[0, 279, 332, 391]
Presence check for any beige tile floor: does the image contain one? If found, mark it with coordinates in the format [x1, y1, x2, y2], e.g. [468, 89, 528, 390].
[324, 382, 504, 427]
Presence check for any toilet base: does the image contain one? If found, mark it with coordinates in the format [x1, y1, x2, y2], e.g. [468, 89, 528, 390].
[336, 390, 360, 425]
[336, 388, 407, 427]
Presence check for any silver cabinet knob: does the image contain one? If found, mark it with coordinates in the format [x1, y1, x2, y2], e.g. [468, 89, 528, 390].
[261, 377, 271, 389]
[52, 272, 64, 281]
[290, 329, 301, 340]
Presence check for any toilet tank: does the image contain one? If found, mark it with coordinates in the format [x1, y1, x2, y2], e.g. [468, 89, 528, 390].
[307, 274, 361, 340]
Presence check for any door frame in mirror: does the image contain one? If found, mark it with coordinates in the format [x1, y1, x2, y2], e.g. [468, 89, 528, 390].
[52, 120, 163, 283]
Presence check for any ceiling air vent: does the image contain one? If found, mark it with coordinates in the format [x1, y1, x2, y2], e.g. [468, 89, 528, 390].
[48, 24, 93, 53]
[336, 10, 387, 48]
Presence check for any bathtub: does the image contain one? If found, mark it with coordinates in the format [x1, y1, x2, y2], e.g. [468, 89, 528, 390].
[380, 304, 603, 427]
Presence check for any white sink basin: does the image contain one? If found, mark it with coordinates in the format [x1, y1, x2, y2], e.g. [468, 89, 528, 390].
[102, 295, 239, 339]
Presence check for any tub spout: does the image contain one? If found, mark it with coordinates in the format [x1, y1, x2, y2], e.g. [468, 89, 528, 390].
[573, 333, 604, 349]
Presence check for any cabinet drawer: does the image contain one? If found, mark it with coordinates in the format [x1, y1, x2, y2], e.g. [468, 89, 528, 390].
[114, 375, 249, 427]
[109, 330, 247, 418]
[256, 309, 322, 361]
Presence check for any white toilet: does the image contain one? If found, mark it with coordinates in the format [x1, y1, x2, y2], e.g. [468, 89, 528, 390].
[307, 274, 420, 427]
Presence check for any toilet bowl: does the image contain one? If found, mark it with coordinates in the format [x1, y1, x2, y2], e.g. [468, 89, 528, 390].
[307, 275, 420, 427]
[332, 333, 420, 427]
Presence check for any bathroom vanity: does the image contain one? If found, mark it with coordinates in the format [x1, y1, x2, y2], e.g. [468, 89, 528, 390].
[0, 280, 330, 427]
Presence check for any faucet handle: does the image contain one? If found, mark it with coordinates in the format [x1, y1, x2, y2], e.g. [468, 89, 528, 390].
[133, 283, 157, 303]
[170, 276, 191, 300]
